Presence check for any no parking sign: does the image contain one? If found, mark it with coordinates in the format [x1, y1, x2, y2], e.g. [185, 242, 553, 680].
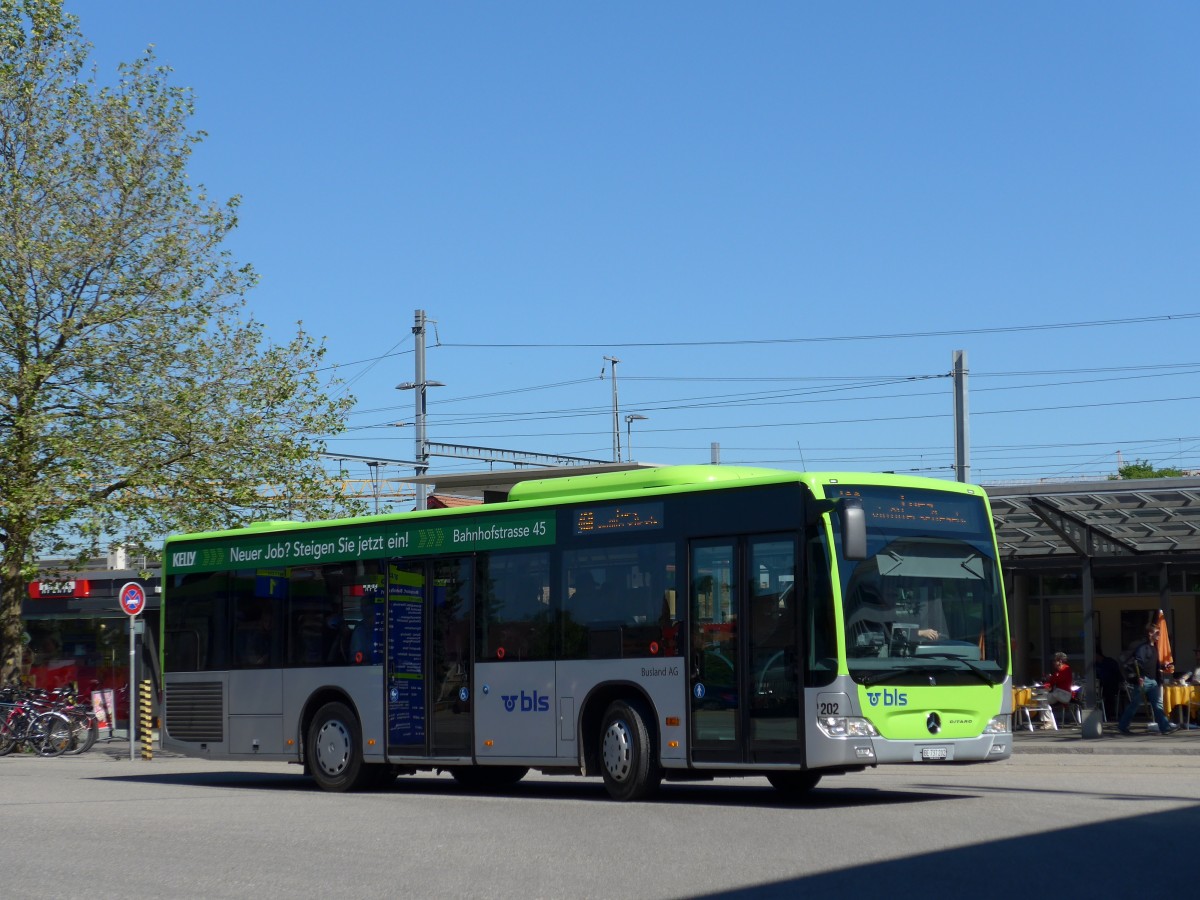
[119, 581, 147, 616]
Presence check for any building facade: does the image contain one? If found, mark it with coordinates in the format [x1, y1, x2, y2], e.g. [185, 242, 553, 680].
[19, 556, 161, 726]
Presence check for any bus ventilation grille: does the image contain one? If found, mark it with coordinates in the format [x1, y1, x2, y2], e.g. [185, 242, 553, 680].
[165, 682, 224, 742]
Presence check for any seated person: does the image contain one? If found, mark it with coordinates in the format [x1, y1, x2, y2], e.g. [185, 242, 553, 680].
[901, 593, 947, 642]
[1040, 651, 1074, 728]
[1178, 647, 1200, 683]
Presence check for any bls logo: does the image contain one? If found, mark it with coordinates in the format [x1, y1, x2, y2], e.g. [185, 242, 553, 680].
[866, 688, 908, 707]
[501, 690, 550, 713]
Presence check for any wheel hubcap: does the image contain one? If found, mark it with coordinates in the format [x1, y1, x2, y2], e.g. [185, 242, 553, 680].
[314, 719, 352, 776]
[602, 719, 633, 782]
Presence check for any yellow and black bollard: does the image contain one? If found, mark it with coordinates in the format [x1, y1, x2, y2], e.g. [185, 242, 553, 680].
[139, 679, 153, 760]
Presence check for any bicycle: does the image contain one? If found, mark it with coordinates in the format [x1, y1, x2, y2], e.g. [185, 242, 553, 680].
[47, 687, 100, 755]
[0, 691, 74, 757]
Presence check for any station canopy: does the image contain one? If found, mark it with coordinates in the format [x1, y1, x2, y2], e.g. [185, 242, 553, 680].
[986, 477, 1200, 563]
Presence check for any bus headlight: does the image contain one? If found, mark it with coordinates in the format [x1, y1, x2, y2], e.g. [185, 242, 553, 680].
[817, 716, 879, 738]
[984, 715, 1010, 734]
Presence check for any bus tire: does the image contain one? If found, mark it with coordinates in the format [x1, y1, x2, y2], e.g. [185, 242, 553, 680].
[767, 770, 821, 798]
[599, 698, 661, 801]
[449, 765, 528, 791]
[307, 701, 367, 792]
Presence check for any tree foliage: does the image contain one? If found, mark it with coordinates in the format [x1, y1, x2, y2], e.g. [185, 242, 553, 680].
[1111, 459, 1185, 480]
[0, 0, 364, 679]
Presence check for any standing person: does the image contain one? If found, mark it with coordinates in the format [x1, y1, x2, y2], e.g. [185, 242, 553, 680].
[1040, 651, 1074, 728]
[1092, 646, 1122, 721]
[1117, 623, 1180, 735]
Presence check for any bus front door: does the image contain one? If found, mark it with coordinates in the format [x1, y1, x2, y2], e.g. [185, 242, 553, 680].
[386, 557, 473, 759]
[689, 536, 802, 765]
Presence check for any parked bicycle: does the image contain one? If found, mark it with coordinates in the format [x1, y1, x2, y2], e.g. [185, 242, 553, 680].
[0, 687, 74, 757]
[42, 686, 101, 755]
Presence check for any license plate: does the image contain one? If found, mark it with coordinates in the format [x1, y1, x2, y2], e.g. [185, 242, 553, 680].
[920, 747, 948, 761]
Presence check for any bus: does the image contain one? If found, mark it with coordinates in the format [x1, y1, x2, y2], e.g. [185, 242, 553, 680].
[160, 465, 1012, 800]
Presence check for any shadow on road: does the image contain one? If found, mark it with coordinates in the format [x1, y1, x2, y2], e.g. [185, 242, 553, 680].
[89, 767, 972, 810]
[690, 803, 1200, 897]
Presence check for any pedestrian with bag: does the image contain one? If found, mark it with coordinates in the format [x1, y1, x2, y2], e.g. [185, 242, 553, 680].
[1117, 622, 1180, 735]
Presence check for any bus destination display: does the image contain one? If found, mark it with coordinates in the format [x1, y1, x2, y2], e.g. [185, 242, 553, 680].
[573, 502, 664, 537]
[829, 486, 988, 533]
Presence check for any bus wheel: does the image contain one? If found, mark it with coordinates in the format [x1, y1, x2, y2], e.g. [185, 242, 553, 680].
[307, 702, 366, 792]
[449, 766, 529, 791]
[599, 699, 661, 801]
[767, 771, 821, 798]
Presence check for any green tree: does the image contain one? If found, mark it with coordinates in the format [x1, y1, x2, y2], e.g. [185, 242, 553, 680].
[0, 1, 364, 679]
[1111, 459, 1185, 480]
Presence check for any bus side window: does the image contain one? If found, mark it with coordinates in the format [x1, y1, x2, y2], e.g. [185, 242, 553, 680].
[477, 552, 551, 662]
[234, 599, 276, 668]
[347, 607, 380, 664]
[165, 572, 229, 672]
[292, 614, 326, 666]
[562, 544, 677, 660]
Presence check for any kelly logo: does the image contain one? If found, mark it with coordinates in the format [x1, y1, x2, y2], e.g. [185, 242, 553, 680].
[172, 551, 196, 568]
[501, 690, 550, 713]
[866, 688, 908, 707]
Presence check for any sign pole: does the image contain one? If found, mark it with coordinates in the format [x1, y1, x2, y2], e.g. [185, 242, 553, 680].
[129, 616, 136, 762]
[118, 582, 148, 762]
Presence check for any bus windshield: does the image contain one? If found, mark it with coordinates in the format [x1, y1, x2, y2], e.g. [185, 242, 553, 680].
[829, 485, 1008, 684]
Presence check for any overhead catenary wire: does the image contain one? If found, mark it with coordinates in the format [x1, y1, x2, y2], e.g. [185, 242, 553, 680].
[313, 312, 1200, 375]
[316, 312, 1200, 494]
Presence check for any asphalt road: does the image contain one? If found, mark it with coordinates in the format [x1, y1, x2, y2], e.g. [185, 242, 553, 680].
[3, 748, 1197, 899]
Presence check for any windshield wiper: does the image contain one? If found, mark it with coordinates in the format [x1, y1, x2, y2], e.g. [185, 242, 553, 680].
[959, 555, 985, 579]
[917, 653, 1000, 686]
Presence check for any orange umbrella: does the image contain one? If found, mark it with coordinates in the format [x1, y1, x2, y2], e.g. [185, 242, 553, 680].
[1156, 609, 1174, 675]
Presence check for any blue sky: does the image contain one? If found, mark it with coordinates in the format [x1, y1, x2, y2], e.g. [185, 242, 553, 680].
[73, 3, 1200, 493]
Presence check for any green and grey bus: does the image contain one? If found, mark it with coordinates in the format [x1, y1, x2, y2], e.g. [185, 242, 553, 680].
[160, 465, 1012, 800]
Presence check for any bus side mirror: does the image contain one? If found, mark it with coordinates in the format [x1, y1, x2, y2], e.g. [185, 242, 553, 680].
[839, 497, 867, 561]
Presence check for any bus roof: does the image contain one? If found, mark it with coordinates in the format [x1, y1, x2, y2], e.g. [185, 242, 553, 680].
[163, 465, 985, 547]
[505, 464, 790, 502]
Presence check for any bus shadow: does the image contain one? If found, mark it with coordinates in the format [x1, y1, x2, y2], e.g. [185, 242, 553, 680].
[91, 769, 971, 809]
[91, 769, 317, 792]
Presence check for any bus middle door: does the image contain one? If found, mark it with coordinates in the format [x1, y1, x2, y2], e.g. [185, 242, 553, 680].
[385, 557, 473, 760]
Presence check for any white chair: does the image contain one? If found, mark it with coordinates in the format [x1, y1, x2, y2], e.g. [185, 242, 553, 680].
[1019, 690, 1058, 731]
